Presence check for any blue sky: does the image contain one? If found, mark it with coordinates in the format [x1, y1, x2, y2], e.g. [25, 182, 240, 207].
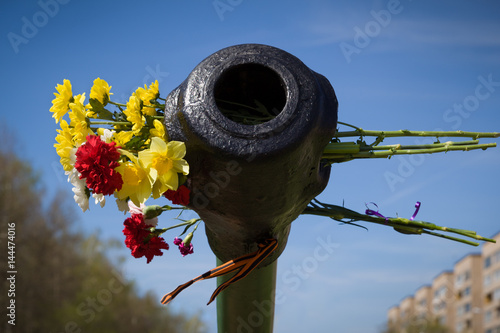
[1, 0, 500, 332]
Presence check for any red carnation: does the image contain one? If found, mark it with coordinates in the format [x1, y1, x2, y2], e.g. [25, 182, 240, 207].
[123, 214, 169, 263]
[75, 135, 123, 196]
[164, 185, 190, 206]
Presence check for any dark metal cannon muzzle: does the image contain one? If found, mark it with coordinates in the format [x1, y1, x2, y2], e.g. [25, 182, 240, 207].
[164, 44, 338, 264]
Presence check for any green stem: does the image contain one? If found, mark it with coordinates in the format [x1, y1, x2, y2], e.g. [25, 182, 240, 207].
[155, 218, 200, 234]
[302, 200, 496, 246]
[337, 121, 362, 131]
[108, 101, 127, 108]
[191, 220, 201, 233]
[90, 120, 131, 126]
[366, 140, 480, 151]
[150, 103, 165, 109]
[160, 205, 188, 211]
[324, 125, 500, 163]
[323, 142, 497, 163]
[334, 129, 500, 139]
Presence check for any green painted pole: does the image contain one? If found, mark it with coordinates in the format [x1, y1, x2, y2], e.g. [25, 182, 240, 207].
[216, 258, 277, 333]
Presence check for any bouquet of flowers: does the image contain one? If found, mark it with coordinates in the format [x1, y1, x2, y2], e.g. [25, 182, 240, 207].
[51, 78, 199, 263]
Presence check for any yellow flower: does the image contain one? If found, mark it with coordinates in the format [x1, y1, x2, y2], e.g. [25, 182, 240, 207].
[69, 94, 93, 146]
[138, 137, 189, 197]
[123, 95, 145, 133]
[96, 127, 107, 138]
[85, 109, 97, 119]
[54, 119, 76, 171]
[50, 79, 73, 123]
[134, 80, 159, 116]
[149, 119, 166, 139]
[115, 150, 152, 205]
[113, 130, 134, 147]
[89, 77, 112, 106]
[148, 80, 159, 98]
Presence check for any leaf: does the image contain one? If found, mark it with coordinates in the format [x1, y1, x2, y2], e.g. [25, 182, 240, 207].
[89, 98, 113, 120]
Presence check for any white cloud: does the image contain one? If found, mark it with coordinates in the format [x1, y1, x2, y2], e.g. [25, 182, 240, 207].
[302, 8, 500, 53]
[385, 18, 500, 48]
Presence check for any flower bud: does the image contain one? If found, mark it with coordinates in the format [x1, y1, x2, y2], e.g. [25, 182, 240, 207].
[143, 205, 163, 219]
[183, 232, 193, 246]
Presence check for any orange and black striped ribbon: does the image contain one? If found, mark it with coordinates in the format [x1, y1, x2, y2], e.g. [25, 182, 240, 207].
[161, 238, 278, 306]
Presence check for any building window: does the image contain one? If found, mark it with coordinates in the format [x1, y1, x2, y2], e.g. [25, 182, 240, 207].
[457, 287, 471, 301]
[486, 292, 493, 304]
[494, 250, 500, 263]
[495, 269, 500, 282]
[456, 271, 470, 288]
[417, 299, 427, 314]
[494, 288, 500, 301]
[434, 286, 447, 300]
[485, 325, 500, 333]
[456, 273, 465, 287]
[485, 310, 492, 323]
[457, 303, 471, 317]
[486, 256, 492, 269]
[486, 274, 492, 287]
[433, 299, 447, 312]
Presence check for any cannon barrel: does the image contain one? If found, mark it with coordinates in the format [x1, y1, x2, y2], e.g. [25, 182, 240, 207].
[164, 43, 338, 264]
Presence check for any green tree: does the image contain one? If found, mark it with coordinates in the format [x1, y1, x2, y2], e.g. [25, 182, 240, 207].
[0, 147, 206, 332]
[381, 316, 449, 333]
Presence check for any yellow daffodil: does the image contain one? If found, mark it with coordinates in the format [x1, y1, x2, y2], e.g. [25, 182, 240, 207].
[149, 119, 166, 140]
[50, 79, 73, 123]
[89, 77, 112, 106]
[115, 150, 152, 205]
[54, 119, 76, 171]
[138, 137, 189, 197]
[135, 80, 159, 116]
[123, 95, 145, 133]
[69, 94, 93, 146]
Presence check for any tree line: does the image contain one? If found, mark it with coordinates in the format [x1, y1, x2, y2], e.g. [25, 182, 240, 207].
[0, 144, 206, 333]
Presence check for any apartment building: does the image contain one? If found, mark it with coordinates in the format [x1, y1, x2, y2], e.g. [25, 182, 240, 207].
[414, 285, 432, 321]
[454, 254, 483, 332]
[400, 296, 415, 330]
[432, 271, 455, 328]
[387, 305, 401, 331]
[483, 235, 500, 333]
[386, 231, 500, 333]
